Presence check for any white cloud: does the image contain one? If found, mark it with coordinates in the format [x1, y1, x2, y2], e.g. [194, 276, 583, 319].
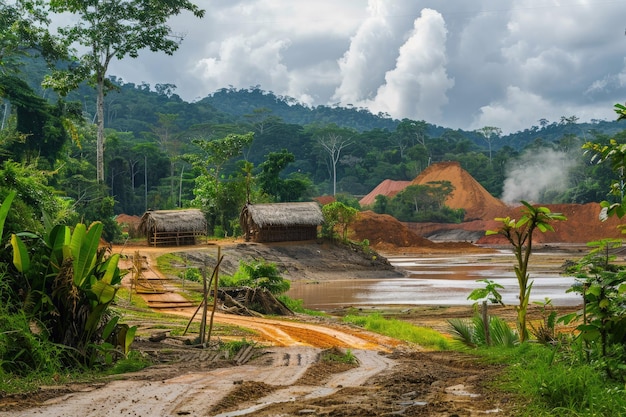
[471, 86, 551, 132]
[194, 35, 291, 94]
[366, 8, 454, 122]
[332, 0, 417, 105]
[53, 0, 626, 132]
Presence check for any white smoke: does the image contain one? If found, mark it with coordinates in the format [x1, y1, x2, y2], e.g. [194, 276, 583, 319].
[501, 149, 576, 205]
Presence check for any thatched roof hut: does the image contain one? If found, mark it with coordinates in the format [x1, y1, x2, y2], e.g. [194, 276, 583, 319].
[240, 202, 324, 242]
[140, 209, 207, 246]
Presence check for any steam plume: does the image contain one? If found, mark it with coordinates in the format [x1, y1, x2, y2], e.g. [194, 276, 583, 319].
[501, 149, 576, 205]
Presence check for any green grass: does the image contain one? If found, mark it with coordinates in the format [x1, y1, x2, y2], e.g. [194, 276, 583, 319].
[107, 351, 152, 375]
[0, 368, 101, 395]
[155, 253, 186, 277]
[339, 311, 626, 416]
[322, 348, 358, 365]
[474, 343, 626, 416]
[342, 312, 450, 350]
[220, 339, 258, 357]
[277, 295, 328, 316]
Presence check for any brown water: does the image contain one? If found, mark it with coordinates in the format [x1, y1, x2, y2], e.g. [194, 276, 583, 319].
[287, 251, 582, 310]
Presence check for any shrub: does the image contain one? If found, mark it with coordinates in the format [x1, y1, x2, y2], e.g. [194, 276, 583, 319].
[225, 259, 290, 295]
[0, 310, 64, 376]
[448, 315, 519, 348]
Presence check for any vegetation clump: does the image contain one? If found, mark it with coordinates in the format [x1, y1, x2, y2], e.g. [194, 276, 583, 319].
[343, 312, 449, 351]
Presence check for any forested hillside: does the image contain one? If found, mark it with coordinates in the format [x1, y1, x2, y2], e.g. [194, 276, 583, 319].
[3, 55, 626, 239]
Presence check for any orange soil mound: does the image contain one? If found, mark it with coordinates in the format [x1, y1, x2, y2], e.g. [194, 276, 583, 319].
[350, 211, 437, 249]
[115, 214, 141, 225]
[350, 211, 485, 253]
[359, 179, 412, 207]
[477, 202, 624, 244]
[356, 161, 625, 248]
[411, 161, 508, 221]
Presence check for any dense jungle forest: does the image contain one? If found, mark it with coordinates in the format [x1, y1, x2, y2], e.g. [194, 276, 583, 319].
[3, 52, 626, 240]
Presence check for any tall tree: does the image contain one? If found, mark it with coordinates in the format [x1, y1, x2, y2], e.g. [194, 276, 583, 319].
[257, 149, 312, 202]
[318, 132, 352, 196]
[0, 0, 64, 76]
[394, 119, 429, 160]
[185, 132, 254, 234]
[475, 126, 502, 164]
[46, 0, 205, 184]
[152, 113, 181, 204]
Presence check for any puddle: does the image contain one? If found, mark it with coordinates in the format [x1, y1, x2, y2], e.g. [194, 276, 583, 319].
[288, 252, 581, 310]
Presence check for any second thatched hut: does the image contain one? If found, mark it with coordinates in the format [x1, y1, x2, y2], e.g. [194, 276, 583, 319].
[240, 202, 324, 243]
[139, 209, 207, 246]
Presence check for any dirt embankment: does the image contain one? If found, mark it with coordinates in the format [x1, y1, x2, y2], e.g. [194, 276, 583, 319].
[351, 161, 625, 250]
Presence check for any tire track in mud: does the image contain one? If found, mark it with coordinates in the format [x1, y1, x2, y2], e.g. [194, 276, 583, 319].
[179, 311, 401, 351]
[1, 348, 395, 417]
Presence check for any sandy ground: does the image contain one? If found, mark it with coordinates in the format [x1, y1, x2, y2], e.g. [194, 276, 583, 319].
[0, 240, 577, 417]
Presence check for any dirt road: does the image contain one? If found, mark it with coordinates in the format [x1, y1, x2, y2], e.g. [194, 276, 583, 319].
[0, 241, 510, 416]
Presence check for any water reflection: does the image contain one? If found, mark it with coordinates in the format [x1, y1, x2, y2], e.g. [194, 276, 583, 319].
[287, 251, 582, 310]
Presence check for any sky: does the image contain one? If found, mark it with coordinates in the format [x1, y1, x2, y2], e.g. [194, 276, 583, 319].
[73, 0, 626, 134]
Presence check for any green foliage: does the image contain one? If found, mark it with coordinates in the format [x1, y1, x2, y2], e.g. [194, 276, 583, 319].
[529, 298, 559, 345]
[276, 295, 327, 316]
[488, 343, 626, 416]
[9, 221, 130, 366]
[448, 315, 519, 348]
[561, 238, 626, 380]
[0, 0, 66, 76]
[372, 194, 389, 214]
[186, 133, 254, 235]
[486, 201, 566, 342]
[224, 259, 290, 295]
[107, 350, 151, 375]
[467, 279, 505, 306]
[0, 308, 64, 376]
[334, 193, 361, 210]
[582, 104, 626, 219]
[74, 194, 122, 243]
[0, 160, 73, 234]
[178, 267, 202, 282]
[382, 182, 464, 223]
[342, 313, 450, 350]
[221, 339, 255, 357]
[257, 149, 313, 202]
[0, 75, 73, 163]
[47, 0, 206, 183]
[321, 348, 358, 365]
[321, 201, 358, 242]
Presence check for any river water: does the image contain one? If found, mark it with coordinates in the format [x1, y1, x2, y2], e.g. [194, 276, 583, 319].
[287, 249, 583, 310]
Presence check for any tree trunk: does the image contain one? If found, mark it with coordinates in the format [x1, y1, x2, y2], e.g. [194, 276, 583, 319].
[96, 76, 106, 184]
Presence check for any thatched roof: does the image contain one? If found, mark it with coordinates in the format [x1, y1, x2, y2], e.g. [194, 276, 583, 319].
[243, 202, 323, 227]
[140, 209, 207, 233]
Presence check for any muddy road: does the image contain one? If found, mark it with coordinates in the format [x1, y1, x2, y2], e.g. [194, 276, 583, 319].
[0, 241, 517, 416]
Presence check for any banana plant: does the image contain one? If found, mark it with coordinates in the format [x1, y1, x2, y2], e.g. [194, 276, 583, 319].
[10, 221, 128, 363]
[0, 191, 16, 240]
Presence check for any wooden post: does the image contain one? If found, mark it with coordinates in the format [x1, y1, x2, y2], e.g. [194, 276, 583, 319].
[182, 252, 223, 340]
[207, 245, 221, 346]
[199, 262, 208, 346]
[482, 300, 491, 346]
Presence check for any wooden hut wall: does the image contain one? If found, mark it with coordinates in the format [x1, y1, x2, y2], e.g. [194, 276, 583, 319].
[146, 230, 203, 246]
[140, 209, 207, 246]
[254, 224, 318, 243]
